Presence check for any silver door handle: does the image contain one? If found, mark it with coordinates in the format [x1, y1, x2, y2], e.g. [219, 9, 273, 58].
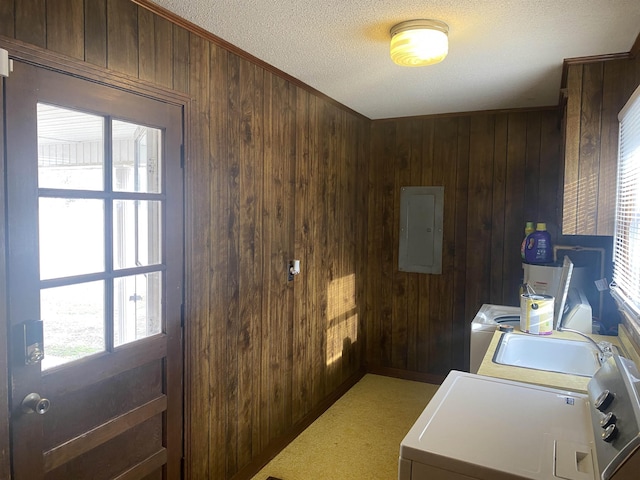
[21, 392, 50, 415]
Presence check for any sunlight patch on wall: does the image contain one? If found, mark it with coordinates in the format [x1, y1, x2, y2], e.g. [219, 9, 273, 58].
[326, 274, 358, 366]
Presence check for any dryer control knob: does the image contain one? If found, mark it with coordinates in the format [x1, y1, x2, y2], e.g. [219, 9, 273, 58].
[600, 412, 616, 428]
[602, 424, 618, 443]
[595, 390, 615, 412]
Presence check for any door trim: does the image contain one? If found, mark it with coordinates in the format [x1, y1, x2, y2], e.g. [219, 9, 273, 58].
[0, 37, 191, 109]
[0, 36, 192, 480]
[0, 73, 11, 480]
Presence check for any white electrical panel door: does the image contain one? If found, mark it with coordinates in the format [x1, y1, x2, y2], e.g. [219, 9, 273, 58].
[398, 186, 444, 274]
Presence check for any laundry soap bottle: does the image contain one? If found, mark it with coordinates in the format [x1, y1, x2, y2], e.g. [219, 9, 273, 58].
[523, 223, 552, 264]
[520, 221, 535, 260]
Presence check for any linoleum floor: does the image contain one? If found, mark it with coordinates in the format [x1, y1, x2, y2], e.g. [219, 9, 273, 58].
[251, 374, 439, 480]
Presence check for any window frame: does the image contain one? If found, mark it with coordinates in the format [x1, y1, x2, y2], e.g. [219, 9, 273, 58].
[611, 83, 640, 331]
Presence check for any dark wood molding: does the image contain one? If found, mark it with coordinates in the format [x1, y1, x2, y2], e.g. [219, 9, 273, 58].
[559, 52, 632, 91]
[374, 104, 562, 124]
[229, 368, 367, 480]
[131, 0, 369, 122]
[366, 365, 446, 385]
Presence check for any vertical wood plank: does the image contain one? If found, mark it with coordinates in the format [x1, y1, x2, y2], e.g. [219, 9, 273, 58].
[538, 110, 562, 247]
[463, 115, 494, 367]
[138, 8, 173, 88]
[504, 113, 528, 302]
[207, 40, 230, 480]
[84, 0, 107, 67]
[224, 51, 240, 476]
[576, 62, 604, 235]
[416, 119, 434, 372]
[322, 102, 340, 391]
[46, 0, 84, 59]
[355, 116, 369, 371]
[237, 57, 264, 468]
[250, 62, 266, 465]
[137, 7, 155, 82]
[453, 117, 470, 368]
[107, 0, 139, 76]
[171, 25, 189, 93]
[293, 88, 311, 423]
[152, 16, 173, 88]
[0, 0, 15, 38]
[598, 60, 629, 235]
[391, 121, 412, 370]
[432, 117, 460, 370]
[262, 72, 294, 443]
[366, 123, 383, 369]
[490, 114, 508, 305]
[563, 64, 583, 235]
[15, 0, 45, 47]
[309, 95, 326, 409]
[284, 82, 296, 426]
[379, 122, 396, 368]
[404, 119, 423, 372]
[184, 32, 212, 480]
[524, 112, 542, 225]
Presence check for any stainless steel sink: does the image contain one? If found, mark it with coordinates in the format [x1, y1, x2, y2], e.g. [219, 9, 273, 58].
[492, 332, 603, 377]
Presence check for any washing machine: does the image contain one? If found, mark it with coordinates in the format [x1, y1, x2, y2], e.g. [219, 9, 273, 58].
[469, 303, 520, 373]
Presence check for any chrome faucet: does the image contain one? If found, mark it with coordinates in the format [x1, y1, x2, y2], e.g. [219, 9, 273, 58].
[557, 326, 614, 363]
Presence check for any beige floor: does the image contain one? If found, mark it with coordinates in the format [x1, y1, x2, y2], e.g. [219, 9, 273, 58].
[251, 374, 440, 480]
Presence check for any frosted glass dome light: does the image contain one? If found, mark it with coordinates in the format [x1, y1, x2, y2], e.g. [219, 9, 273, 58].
[390, 19, 449, 67]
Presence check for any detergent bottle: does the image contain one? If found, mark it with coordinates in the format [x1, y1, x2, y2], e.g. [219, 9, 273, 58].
[520, 221, 535, 260]
[523, 223, 552, 264]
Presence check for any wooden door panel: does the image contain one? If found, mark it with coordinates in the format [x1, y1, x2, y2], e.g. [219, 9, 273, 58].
[43, 360, 163, 449]
[45, 417, 163, 480]
[5, 59, 184, 480]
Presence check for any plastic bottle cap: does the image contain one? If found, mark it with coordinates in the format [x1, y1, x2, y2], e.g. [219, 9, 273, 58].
[536, 222, 547, 230]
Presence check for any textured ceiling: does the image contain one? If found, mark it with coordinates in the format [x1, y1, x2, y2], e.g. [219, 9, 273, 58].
[149, 0, 640, 119]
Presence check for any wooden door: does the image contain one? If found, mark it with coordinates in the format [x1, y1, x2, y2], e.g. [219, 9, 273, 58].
[5, 60, 184, 479]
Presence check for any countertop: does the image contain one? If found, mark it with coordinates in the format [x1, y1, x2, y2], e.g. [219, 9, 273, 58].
[477, 327, 637, 393]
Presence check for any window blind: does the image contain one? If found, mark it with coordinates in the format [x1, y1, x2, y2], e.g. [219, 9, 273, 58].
[612, 84, 640, 320]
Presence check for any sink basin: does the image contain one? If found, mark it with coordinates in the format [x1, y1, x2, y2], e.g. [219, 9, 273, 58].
[493, 332, 602, 377]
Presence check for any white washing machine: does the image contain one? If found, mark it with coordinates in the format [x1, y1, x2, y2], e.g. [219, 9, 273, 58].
[399, 355, 640, 480]
[469, 303, 520, 373]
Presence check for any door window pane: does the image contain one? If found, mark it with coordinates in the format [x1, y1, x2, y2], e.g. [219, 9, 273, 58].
[113, 200, 162, 269]
[114, 272, 162, 347]
[39, 198, 105, 280]
[113, 120, 162, 193]
[40, 281, 105, 370]
[37, 103, 104, 190]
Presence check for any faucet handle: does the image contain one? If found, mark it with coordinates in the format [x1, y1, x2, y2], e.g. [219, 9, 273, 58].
[598, 341, 614, 357]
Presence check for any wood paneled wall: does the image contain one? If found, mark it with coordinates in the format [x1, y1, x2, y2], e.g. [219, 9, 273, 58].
[365, 110, 563, 377]
[563, 56, 640, 235]
[1, 2, 634, 479]
[0, 1, 369, 479]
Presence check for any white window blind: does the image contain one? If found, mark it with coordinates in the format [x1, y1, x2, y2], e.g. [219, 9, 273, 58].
[612, 84, 640, 320]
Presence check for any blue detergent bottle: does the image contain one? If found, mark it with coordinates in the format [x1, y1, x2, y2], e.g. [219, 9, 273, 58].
[523, 223, 552, 264]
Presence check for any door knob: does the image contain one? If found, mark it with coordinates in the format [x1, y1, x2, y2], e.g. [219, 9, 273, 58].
[21, 392, 50, 415]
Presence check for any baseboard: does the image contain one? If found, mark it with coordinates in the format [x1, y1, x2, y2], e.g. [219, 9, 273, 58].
[230, 366, 366, 480]
[366, 365, 446, 385]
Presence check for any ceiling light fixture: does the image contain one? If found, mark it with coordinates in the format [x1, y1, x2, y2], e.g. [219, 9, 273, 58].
[390, 19, 449, 67]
